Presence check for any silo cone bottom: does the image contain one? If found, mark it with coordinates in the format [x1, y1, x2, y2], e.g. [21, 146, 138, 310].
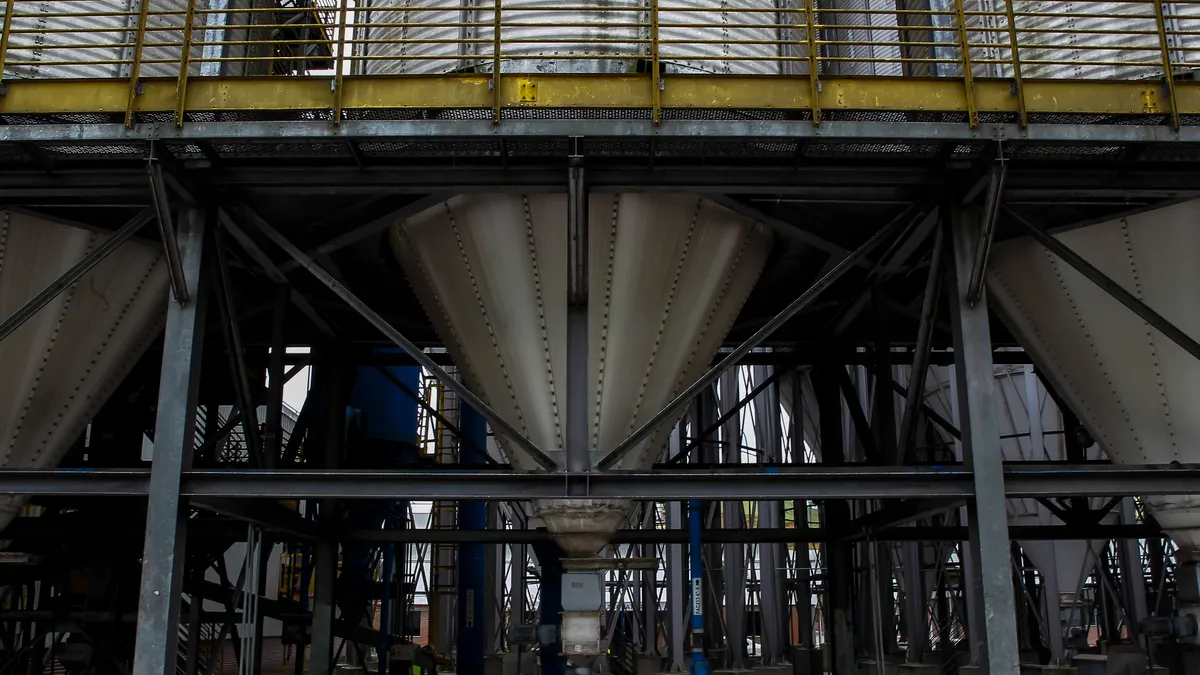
[538, 500, 631, 557]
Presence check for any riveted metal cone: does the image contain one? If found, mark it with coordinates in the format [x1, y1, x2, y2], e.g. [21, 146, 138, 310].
[392, 194, 774, 555]
[987, 199, 1200, 560]
[0, 210, 169, 532]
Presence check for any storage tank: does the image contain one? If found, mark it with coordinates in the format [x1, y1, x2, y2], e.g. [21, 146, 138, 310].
[2, 0, 210, 79]
[0, 209, 169, 531]
[355, 0, 803, 75]
[923, 364, 1113, 609]
[986, 199, 1200, 593]
[391, 194, 773, 556]
[940, 0, 1200, 80]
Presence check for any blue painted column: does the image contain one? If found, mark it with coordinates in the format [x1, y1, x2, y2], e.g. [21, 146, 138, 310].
[532, 540, 565, 675]
[457, 405, 488, 674]
[689, 500, 708, 675]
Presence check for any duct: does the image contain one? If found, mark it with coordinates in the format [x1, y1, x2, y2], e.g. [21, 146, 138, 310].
[391, 194, 773, 556]
[0, 209, 169, 532]
[987, 198, 1200, 561]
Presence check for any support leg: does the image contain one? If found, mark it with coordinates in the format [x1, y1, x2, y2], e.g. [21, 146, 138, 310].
[312, 350, 349, 675]
[133, 205, 208, 675]
[813, 366, 855, 675]
[946, 204, 1020, 675]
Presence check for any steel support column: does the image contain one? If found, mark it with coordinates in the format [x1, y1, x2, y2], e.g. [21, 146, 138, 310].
[311, 351, 349, 675]
[946, 204, 1020, 675]
[132, 205, 208, 675]
[1118, 499, 1149, 630]
[813, 365, 856, 675]
[667, 425, 687, 672]
[753, 367, 788, 665]
[902, 541, 926, 662]
[718, 371, 746, 669]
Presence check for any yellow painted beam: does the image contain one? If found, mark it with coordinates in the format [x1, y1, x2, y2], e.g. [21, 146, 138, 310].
[1, 74, 1196, 118]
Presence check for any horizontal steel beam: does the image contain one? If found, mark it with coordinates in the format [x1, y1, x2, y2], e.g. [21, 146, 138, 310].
[335, 524, 1161, 544]
[2, 465, 1197, 499]
[295, 349, 1034, 368]
[0, 76, 1189, 124]
[0, 518, 1158, 545]
[0, 120, 1194, 145]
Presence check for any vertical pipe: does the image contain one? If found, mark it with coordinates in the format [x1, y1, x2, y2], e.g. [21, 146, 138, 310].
[688, 499, 707, 675]
[458, 405, 488, 674]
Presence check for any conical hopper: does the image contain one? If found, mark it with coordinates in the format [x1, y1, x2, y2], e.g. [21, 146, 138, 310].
[0, 210, 169, 530]
[987, 199, 1200, 561]
[392, 194, 774, 555]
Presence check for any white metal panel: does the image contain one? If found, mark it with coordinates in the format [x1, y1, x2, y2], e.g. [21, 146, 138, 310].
[392, 194, 773, 555]
[1012, 0, 1160, 79]
[987, 199, 1200, 559]
[821, 0, 904, 76]
[361, 0, 798, 75]
[0, 210, 169, 531]
[4, 0, 210, 79]
[658, 0, 784, 74]
[356, 0, 470, 74]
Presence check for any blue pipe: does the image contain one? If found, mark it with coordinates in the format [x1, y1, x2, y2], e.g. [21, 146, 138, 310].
[689, 500, 708, 675]
[457, 405, 488, 674]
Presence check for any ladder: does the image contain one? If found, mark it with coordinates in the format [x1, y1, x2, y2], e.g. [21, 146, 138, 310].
[426, 371, 461, 650]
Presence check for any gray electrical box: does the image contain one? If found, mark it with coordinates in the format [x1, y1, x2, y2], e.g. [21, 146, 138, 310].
[561, 572, 603, 611]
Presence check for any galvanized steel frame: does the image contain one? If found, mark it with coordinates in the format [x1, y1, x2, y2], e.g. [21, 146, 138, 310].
[1, 465, 1197, 499]
[4, 118, 1200, 145]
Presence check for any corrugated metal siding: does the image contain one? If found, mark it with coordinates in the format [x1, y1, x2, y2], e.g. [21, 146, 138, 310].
[4, 0, 212, 79]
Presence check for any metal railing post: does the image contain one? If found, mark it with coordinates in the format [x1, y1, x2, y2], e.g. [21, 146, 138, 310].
[1001, 0, 1025, 126]
[952, 0, 978, 128]
[492, 0, 502, 123]
[651, 0, 661, 125]
[175, 0, 199, 126]
[0, 0, 15, 93]
[125, 0, 154, 127]
[332, 0, 349, 125]
[1153, 0, 1180, 130]
[804, 0, 820, 125]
